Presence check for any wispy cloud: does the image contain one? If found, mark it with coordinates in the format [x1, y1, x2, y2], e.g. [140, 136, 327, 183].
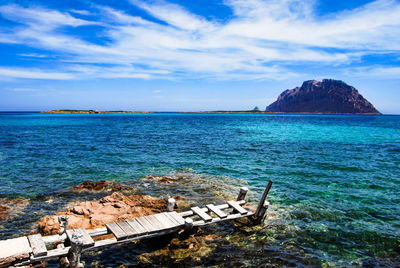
[0, 0, 399, 80]
[69, 9, 92, 16]
[346, 66, 400, 78]
[18, 53, 50, 58]
[0, 67, 74, 80]
[11, 87, 39, 92]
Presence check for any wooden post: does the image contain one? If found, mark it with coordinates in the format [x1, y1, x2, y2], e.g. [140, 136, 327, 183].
[67, 233, 84, 268]
[58, 215, 69, 235]
[253, 180, 273, 222]
[184, 218, 193, 233]
[236, 187, 248, 201]
[253, 201, 269, 224]
[58, 243, 69, 267]
[167, 198, 176, 212]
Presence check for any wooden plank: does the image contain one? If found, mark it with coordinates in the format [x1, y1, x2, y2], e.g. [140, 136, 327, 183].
[227, 201, 248, 215]
[29, 246, 69, 262]
[191, 206, 213, 222]
[178, 200, 246, 217]
[193, 211, 254, 226]
[154, 213, 176, 229]
[0, 236, 32, 260]
[170, 211, 185, 225]
[127, 218, 148, 235]
[145, 214, 165, 231]
[206, 204, 228, 218]
[160, 212, 178, 226]
[163, 212, 183, 226]
[66, 229, 95, 248]
[106, 223, 128, 241]
[254, 180, 273, 219]
[116, 221, 138, 238]
[28, 234, 47, 257]
[136, 216, 157, 233]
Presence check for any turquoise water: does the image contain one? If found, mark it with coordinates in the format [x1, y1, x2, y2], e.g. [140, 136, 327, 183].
[0, 112, 399, 266]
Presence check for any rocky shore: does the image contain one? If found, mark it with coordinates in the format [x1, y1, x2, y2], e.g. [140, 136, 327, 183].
[0, 174, 263, 267]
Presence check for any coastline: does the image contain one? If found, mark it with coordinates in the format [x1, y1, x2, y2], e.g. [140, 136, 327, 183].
[40, 110, 153, 114]
[40, 109, 382, 115]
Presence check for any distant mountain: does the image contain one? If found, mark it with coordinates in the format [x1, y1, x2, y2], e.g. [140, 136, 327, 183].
[266, 79, 380, 114]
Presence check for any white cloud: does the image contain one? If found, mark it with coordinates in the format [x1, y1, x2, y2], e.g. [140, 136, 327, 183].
[69, 9, 92, 16]
[0, 4, 94, 29]
[346, 66, 400, 78]
[0, 67, 74, 80]
[130, 0, 215, 31]
[0, 0, 399, 80]
[11, 87, 39, 92]
[18, 53, 49, 58]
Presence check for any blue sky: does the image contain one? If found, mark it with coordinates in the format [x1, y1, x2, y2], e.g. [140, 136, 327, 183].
[0, 0, 399, 113]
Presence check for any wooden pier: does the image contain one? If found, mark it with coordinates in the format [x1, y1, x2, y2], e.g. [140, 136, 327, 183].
[0, 181, 272, 267]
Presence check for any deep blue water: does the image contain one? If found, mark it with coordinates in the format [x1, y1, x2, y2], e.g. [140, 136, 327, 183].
[0, 112, 399, 266]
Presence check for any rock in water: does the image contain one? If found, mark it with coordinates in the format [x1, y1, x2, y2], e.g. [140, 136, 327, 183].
[266, 79, 380, 114]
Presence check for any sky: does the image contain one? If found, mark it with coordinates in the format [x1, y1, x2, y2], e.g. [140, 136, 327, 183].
[0, 0, 399, 113]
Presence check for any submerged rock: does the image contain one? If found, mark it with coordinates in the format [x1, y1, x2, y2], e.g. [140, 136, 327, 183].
[139, 229, 220, 264]
[143, 175, 175, 184]
[72, 180, 134, 192]
[143, 173, 194, 185]
[38, 192, 169, 235]
[0, 198, 30, 221]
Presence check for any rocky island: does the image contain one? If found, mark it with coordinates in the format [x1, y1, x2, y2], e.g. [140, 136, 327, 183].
[266, 79, 380, 114]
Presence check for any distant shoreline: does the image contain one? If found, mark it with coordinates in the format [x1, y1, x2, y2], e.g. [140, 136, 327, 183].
[40, 109, 382, 115]
[40, 110, 153, 114]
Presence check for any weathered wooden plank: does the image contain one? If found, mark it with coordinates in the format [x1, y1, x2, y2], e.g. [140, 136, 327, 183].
[66, 228, 95, 248]
[87, 227, 108, 237]
[227, 201, 248, 215]
[169, 211, 185, 225]
[254, 180, 273, 220]
[145, 214, 165, 231]
[134, 217, 154, 233]
[29, 246, 69, 262]
[191, 206, 213, 222]
[206, 204, 228, 218]
[41, 233, 67, 245]
[0, 236, 32, 263]
[106, 223, 128, 241]
[136, 217, 157, 233]
[127, 218, 148, 235]
[165, 212, 183, 227]
[28, 234, 47, 257]
[163, 212, 182, 226]
[160, 212, 178, 225]
[193, 211, 254, 226]
[178, 200, 246, 217]
[116, 221, 138, 238]
[154, 213, 176, 229]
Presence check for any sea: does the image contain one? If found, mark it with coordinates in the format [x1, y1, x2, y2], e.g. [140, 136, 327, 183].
[0, 112, 399, 267]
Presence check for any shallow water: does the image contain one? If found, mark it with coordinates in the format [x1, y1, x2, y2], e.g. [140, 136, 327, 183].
[0, 112, 399, 266]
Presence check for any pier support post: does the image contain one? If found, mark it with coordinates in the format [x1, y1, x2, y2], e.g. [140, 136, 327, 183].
[184, 218, 193, 234]
[58, 215, 69, 234]
[253, 201, 269, 224]
[236, 187, 248, 201]
[67, 233, 84, 268]
[167, 198, 176, 212]
[252, 180, 273, 223]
